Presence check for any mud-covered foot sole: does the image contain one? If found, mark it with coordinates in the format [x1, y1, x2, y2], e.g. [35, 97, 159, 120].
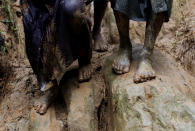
[134, 59, 156, 83]
[93, 33, 108, 52]
[34, 88, 58, 115]
[112, 49, 132, 75]
[79, 64, 93, 82]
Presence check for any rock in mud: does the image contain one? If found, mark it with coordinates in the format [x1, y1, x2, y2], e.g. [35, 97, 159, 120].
[61, 69, 104, 131]
[29, 67, 105, 131]
[103, 44, 195, 131]
[29, 105, 64, 131]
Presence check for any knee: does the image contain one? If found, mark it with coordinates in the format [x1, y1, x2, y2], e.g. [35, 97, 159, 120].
[60, 0, 83, 16]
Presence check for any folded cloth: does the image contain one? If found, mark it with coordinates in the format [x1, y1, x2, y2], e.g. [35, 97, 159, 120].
[110, 0, 173, 22]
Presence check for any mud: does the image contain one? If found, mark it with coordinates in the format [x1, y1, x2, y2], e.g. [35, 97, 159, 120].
[0, 0, 194, 130]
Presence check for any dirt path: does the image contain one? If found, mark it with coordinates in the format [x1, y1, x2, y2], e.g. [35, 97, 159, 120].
[0, 0, 194, 130]
[0, 43, 115, 130]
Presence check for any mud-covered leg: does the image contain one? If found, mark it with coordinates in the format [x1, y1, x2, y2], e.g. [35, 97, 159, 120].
[33, 19, 59, 115]
[112, 11, 132, 74]
[78, 18, 93, 82]
[34, 86, 58, 115]
[134, 12, 165, 83]
[57, 0, 93, 81]
[92, 0, 108, 52]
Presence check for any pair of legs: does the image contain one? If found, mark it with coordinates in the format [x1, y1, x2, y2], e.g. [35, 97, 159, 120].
[94, 0, 165, 83]
[92, 0, 108, 52]
[33, 0, 93, 114]
[113, 10, 165, 83]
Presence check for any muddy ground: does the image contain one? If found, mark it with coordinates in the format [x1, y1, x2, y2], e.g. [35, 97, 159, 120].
[0, 0, 194, 130]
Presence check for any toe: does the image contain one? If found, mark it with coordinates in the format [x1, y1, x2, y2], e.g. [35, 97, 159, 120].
[34, 102, 41, 111]
[87, 70, 92, 80]
[133, 71, 156, 83]
[151, 71, 156, 77]
[79, 71, 84, 81]
[118, 65, 123, 72]
[133, 73, 142, 83]
[123, 66, 129, 73]
[148, 72, 153, 78]
[39, 105, 47, 115]
[83, 71, 88, 80]
[115, 70, 122, 74]
[102, 45, 108, 51]
[142, 72, 148, 79]
[112, 63, 117, 71]
[113, 65, 122, 74]
[79, 75, 84, 81]
[87, 70, 92, 79]
[140, 78, 146, 82]
[112, 63, 116, 69]
[34, 102, 38, 108]
[133, 76, 139, 83]
[36, 104, 42, 113]
[79, 69, 91, 81]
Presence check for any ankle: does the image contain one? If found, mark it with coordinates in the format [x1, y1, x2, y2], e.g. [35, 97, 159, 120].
[119, 40, 132, 50]
[140, 48, 152, 59]
[93, 32, 102, 41]
[92, 28, 101, 38]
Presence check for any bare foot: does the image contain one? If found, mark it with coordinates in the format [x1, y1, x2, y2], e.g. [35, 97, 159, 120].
[93, 33, 108, 52]
[13, 0, 20, 7]
[134, 59, 156, 83]
[112, 48, 132, 74]
[34, 87, 58, 115]
[79, 64, 93, 82]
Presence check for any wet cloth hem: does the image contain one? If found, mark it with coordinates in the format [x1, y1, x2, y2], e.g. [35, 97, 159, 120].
[113, 7, 170, 22]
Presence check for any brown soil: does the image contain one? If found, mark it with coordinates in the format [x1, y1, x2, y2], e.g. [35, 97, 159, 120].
[0, 0, 194, 130]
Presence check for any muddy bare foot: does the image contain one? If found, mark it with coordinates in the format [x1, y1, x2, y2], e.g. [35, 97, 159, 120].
[34, 87, 58, 115]
[79, 64, 93, 82]
[134, 59, 156, 83]
[112, 48, 132, 74]
[13, 0, 20, 7]
[93, 33, 108, 52]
